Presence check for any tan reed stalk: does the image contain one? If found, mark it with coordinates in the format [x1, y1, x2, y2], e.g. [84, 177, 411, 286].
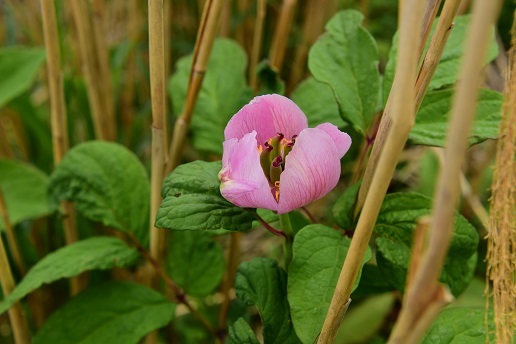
[235, 0, 252, 52]
[287, 0, 330, 93]
[70, 1, 110, 141]
[388, 1, 503, 343]
[249, 0, 266, 92]
[120, 0, 141, 145]
[165, 0, 227, 174]
[148, 0, 169, 285]
[0, 190, 29, 344]
[91, 0, 116, 140]
[268, 0, 297, 72]
[356, 0, 461, 215]
[0, 190, 26, 275]
[0, 122, 14, 158]
[217, 232, 242, 331]
[317, 1, 425, 342]
[485, 13, 516, 343]
[219, 0, 231, 36]
[41, 0, 84, 295]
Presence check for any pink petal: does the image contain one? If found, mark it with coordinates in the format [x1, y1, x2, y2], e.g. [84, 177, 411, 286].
[219, 131, 278, 211]
[224, 94, 308, 145]
[316, 123, 352, 158]
[277, 128, 342, 214]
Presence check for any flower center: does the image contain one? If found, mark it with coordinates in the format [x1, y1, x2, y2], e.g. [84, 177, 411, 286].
[258, 133, 297, 202]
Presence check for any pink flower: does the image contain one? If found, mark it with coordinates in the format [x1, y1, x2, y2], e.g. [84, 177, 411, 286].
[219, 94, 351, 215]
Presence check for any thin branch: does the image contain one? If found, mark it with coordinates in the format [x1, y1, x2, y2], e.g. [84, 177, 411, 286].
[249, 0, 266, 93]
[247, 209, 286, 238]
[0, 189, 26, 275]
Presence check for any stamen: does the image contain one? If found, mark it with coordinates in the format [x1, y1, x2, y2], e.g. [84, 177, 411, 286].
[270, 155, 283, 185]
[274, 181, 281, 201]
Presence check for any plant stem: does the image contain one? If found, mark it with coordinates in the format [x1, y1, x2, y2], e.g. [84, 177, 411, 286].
[217, 232, 241, 335]
[317, 0, 424, 342]
[388, 1, 503, 342]
[0, 189, 26, 275]
[40, 0, 84, 295]
[0, 194, 29, 344]
[165, 0, 226, 174]
[148, 0, 169, 285]
[126, 233, 218, 337]
[249, 0, 266, 93]
[356, 0, 459, 217]
[279, 213, 294, 270]
[268, 0, 297, 72]
[70, 0, 111, 140]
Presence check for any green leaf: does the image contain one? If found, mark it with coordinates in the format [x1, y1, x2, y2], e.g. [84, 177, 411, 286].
[235, 257, 301, 344]
[227, 318, 260, 344]
[49, 141, 150, 245]
[0, 237, 139, 314]
[33, 282, 175, 344]
[169, 38, 252, 155]
[308, 10, 380, 135]
[288, 224, 372, 344]
[256, 60, 286, 95]
[167, 231, 224, 296]
[383, 15, 499, 105]
[0, 159, 52, 230]
[156, 160, 255, 232]
[422, 308, 495, 343]
[332, 181, 361, 229]
[374, 193, 479, 297]
[410, 89, 503, 147]
[0, 47, 46, 109]
[290, 77, 345, 128]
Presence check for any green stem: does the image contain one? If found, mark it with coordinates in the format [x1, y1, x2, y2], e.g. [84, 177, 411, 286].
[279, 213, 294, 270]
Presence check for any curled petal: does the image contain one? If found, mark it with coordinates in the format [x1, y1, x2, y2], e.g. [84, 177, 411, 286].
[277, 128, 342, 214]
[316, 123, 352, 158]
[219, 131, 278, 211]
[224, 94, 308, 145]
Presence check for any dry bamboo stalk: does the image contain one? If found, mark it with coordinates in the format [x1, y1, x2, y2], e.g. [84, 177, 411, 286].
[40, 0, 83, 295]
[356, 0, 461, 216]
[268, 0, 297, 72]
[218, 0, 231, 36]
[389, 1, 503, 342]
[485, 13, 516, 343]
[287, 0, 329, 92]
[0, 190, 26, 275]
[0, 190, 29, 344]
[165, 0, 226, 174]
[249, 0, 266, 92]
[317, 1, 425, 342]
[70, 1, 110, 141]
[91, 0, 116, 140]
[148, 0, 169, 278]
[0, 122, 14, 158]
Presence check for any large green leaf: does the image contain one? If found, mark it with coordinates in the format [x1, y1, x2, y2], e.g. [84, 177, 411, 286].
[383, 15, 499, 105]
[0, 237, 139, 314]
[33, 282, 175, 344]
[169, 38, 252, 155]
[0, 159, 52, 230]
[0, 47, 46, 109]
[374, 193, 478, 297]
[226, 318, 260, 344]
[308, 10, 380, 135]
[410, 89, 503, 147]
[288, 224, 372, 344]
[235, 257, 301, 344]
[156, 160, 255, 232]
[290, 77, 345, 128]
[167, 231, 224, 296]
[422, 308, 495, 343]
[49, 141, 150, 244]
